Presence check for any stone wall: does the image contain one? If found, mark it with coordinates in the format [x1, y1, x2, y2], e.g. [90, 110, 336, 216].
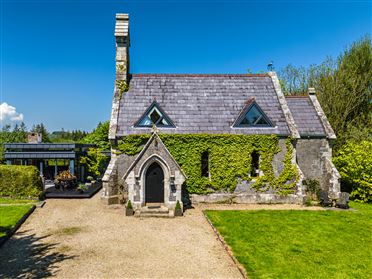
[272, 139, 287, 177]
[296, 139, 340, 198]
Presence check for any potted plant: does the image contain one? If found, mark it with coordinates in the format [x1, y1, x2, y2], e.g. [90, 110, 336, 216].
[174, 200, 183, 216]
[126, 200, 134, 216]
[55, 170, 77, 191]
[77, 183, 88, 194]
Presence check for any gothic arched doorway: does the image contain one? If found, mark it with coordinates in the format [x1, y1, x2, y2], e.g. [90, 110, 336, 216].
[145, 162, 164, 203]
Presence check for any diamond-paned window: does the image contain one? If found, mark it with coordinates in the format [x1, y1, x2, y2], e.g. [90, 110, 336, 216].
[135, 101, 175, 128]
[234, 101, 273, 127]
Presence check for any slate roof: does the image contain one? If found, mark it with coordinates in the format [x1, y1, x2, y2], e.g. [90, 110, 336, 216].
[116, 74, 291, 136]
[286, 96, 326, 137]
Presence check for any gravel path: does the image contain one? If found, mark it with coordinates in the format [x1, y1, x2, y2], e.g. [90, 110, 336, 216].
[0, 192, 243, 279]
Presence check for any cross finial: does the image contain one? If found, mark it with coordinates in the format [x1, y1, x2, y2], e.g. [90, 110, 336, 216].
[152, 124, 159, 134]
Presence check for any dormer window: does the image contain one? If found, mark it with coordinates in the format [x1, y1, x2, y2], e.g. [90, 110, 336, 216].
[233, 99, 273, 127]
[135, 101, 175, 128]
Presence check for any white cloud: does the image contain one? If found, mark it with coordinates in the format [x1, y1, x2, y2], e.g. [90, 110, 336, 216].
[0, 102, 24, 124]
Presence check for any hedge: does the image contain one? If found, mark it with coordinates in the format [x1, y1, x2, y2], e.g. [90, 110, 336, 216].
[0, 165, 43, 198]
[333, 140, 372, 203]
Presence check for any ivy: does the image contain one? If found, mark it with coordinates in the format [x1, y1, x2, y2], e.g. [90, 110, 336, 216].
[116, 135, 150, 155]
[114, 134, 298, 195]
[116, 80, 129, 99]
[252, 138, 299, 195]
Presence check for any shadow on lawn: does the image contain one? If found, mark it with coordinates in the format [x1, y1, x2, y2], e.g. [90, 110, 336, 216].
[0, 225, 12, 236]
[0, 230, 75, 278]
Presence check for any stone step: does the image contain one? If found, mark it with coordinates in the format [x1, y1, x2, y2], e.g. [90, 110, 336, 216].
[140, 206, 169, 214]
[138, 212, 174, 218]
[135, 206, 174, 218]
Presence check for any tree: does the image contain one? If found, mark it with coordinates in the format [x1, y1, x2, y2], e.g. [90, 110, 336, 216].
[79, 121, 110, 178]
[278, 36, 372, 147]
[82, 121, 110, 150]
[316, 36, 372, 143]
[278, 59, 336, 95]
[333, 141, 372, 203]
[0, 123, 28, 162]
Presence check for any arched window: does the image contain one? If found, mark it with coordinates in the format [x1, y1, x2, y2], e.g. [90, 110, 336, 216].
[201, 151, 209, 178]
[251, 151, 260, 177]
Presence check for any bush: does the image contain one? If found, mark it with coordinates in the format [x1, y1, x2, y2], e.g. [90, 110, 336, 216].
[175, 200, 181, 210]
[127, 200, 133, 209]
[333, 141, 372, 203]
[303, 179, 320, 200]
[0, 165, 43, 198]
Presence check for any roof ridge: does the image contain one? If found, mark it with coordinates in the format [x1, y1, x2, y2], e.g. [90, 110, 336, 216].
[131, 73, 269, 77]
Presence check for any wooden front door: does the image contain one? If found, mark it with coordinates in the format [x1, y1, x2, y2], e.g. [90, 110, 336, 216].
[145, 162, 164, 203]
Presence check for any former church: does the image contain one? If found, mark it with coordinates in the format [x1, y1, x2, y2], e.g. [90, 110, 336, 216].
[102, 14, 341, 215]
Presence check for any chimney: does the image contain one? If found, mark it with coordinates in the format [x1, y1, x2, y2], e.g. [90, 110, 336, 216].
[308, 87, 316, 95]
[115, 13, 130, 82]
[28, 133, 42, 143]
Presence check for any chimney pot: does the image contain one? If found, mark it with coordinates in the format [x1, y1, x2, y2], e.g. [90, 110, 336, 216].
[308, 87, 316, 95]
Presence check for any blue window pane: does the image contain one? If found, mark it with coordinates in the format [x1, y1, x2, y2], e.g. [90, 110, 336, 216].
[135, 102, 175, 128]
[237, 104, 272, 127]
[139, 116, 152, 126]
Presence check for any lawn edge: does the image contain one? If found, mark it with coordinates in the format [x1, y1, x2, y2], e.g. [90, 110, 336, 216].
[203, 210, 248, 279]
[0, 205, 36, 249]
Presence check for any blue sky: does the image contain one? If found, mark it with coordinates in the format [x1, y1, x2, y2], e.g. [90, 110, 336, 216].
[1, 0, 371, 132]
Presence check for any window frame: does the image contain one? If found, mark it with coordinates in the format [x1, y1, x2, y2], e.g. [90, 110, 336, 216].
[134, 101, 175, 128]
[233, 101, 274, 128]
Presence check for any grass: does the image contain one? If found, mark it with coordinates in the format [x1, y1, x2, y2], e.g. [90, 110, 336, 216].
[0, 205, 33, 238]
[205, 202, 372, 279]
[0, 197, 37, 204]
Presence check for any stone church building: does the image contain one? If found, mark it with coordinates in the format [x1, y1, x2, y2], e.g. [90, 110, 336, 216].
[102, 14, 340, 215]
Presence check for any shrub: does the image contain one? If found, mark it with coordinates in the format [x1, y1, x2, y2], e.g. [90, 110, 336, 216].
[77, 184, 88, 192]
[303, 179, 321, 200]
[333, 141, 372, 203]
[175, 200, 181, 210]
[0, 165, 43, 198]
[304, 196, 312, 206]
[127, 200, 133, 209]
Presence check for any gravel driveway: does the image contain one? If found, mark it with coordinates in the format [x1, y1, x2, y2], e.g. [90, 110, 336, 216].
[0, 192, 242, 278]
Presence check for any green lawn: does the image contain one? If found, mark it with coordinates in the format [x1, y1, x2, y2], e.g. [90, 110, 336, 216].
[0, 205, 34, 238]
[0, 198, 37, 204]
[205, 202, 372, 279]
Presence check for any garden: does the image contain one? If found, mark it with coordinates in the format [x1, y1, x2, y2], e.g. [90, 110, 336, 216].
[0, 165, 41, 244]
[0, 199, 36, 243]
[205, 202, 372, 279]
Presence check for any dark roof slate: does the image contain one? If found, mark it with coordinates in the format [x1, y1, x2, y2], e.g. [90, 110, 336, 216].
[286, 96, 326, 137]
[116, 74, 291, 136]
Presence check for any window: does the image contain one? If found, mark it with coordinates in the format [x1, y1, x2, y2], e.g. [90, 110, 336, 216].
[234, 102, 273, 127]
[135, 101, 175, 128]
[201, 151, 209, 178]
[250, 151, 260, 177]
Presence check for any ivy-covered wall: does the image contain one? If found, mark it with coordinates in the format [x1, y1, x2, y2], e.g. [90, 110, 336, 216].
[114, 134, 298, 195]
